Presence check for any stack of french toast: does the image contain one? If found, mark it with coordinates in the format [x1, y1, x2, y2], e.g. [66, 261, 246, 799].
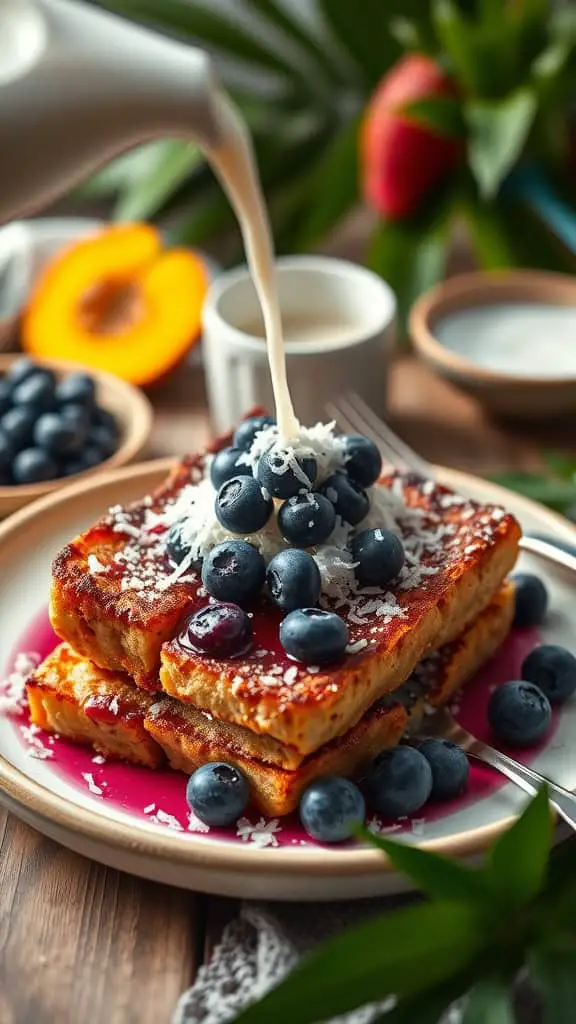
[27, 426, 521, 817]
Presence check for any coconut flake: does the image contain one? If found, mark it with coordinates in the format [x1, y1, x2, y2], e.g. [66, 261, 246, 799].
[82, 772, 103, 796]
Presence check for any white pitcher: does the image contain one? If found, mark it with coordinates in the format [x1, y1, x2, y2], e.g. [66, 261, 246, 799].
[0, 0, 222, 223]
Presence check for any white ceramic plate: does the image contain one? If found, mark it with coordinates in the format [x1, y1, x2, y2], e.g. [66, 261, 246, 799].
[0, 460, 575, 901]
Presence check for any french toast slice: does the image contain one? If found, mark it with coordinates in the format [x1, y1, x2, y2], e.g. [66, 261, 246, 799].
[148, 580, 515, 814]
[27, 643, 164, 768]
[28, 581, 514, 814]
[51, 444, 520, 754]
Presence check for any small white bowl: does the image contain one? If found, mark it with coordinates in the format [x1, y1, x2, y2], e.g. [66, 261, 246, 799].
[0, 217, 106, 351]
[202, 255, 397, 434]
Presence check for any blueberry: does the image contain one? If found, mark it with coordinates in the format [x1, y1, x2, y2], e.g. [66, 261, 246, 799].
[186, 762, 249, 826]
[92, 406, 120, 438]
[210, 447, 252, 490]
[278, 492, 336, 548]
[12, 447, 57, 484]
[184, 602, 252, 658]
[55, 372, 96, 408]
[202, 540, 265, 605]
[419, 739, 470, 801]
[341, 435, 382, 488]
[233, 414, 276, 452]
[12, 372, 55, 413]
[0, 406, 35, 451]
[521, 644, 576, 704]
[5, 357, 37, 391]
[215, 476, 273, 535]
[511, 573, 548, 628]
[0, 380, 12, 416]
[167, 519, 196, 567]
[320, 472, 369, 526]
[279, 608, 348, 664]
[0, 432, 12, 483]
[61, 460, 85, 477]
[266, 549, 321, 612]
[350, 528, 405, 587]
[61, 403, 91, 443]
[89, 425, 117, 459]
[257, 447, 317, 499]
[300, 776, 365, 843]
[34, 412, 78, 455]
[366, 746, 433, 819]
[488, 681, 552, 748]
[70, 446, 103, 471]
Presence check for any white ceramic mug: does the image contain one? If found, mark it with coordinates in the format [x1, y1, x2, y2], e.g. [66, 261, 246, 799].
[202, 255, 396, 434]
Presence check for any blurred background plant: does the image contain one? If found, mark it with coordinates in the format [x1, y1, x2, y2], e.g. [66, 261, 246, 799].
[88, 0, 576, 334]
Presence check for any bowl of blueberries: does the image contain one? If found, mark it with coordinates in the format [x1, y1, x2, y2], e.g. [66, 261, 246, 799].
[0, 354, 153, 515]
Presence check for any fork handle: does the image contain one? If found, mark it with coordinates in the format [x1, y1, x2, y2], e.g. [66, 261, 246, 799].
[470, 746, 576, 832]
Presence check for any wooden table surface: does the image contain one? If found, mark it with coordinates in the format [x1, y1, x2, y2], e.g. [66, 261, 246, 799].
[0, 354, 570, 1024]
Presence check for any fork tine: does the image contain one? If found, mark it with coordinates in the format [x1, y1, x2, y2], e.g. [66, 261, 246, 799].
[327, 395, 410, 470]
[347, 394, 434, 478]
[328, 393, 434, 479]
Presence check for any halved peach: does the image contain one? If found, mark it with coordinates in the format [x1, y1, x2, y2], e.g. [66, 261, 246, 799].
[22, 223, 208, 386]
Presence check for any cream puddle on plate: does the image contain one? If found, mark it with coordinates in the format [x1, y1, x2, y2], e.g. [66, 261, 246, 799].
[434, 303, 576, 378]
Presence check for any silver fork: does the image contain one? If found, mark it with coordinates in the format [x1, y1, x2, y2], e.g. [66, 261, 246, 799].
[327, 392, 576, 830]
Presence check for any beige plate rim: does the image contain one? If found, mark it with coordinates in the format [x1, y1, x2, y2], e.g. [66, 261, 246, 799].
[1, 458, 575, 879]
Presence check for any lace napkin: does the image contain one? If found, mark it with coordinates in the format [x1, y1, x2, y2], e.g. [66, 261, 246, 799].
[174, 898, 540, 1024]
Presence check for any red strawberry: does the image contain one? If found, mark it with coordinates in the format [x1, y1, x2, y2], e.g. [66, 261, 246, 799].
[361, 54, 461, 220]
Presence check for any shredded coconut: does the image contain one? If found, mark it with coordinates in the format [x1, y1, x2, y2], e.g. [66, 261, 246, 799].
[81, 772, 103, 796]
[345, 638, 368, 655]
[0, 651, 39, 716]
[87, 554, 107, 574]
[236, 816, 282, 848]
[150, 809, 184, 831]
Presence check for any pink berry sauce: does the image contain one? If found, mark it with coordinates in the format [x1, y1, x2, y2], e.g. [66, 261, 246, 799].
[1, 607, 552, 848]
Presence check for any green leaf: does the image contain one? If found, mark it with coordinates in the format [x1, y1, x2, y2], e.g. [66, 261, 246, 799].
[73, 142, 173, 199]
[389, 16, 437, 55]
[462, 197, 518, 269]
[530, 944, 576, 1024]
[231, 902, 489, 1024]
[498, 201, 576, 275]
[164, 188, 234, 248]
[486, 787, 552, 910]
[402, 96, 465, 138]
[292, 114, 361, 250]
[489, 472, 576, 512]
[98, 0, 302, 83]
[374, 954, 503, 1022]
[362, 829, 491, 905]
[465, 89, 537, 199]
[368, 196, 452, 341]
[541, 452, 576, 482]
[432, 0, 484, 94]
[245, 0, 344, 87]
[462, 977, 515, 1024]
[114, 141, 201, 221]
[317, 0, 399, 88]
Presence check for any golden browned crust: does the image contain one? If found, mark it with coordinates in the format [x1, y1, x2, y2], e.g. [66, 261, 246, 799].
[159, 517, 519, 754]
[27, 643, 164, 768]
[27, 582, 514, 815]
[50, 445, 521, 753]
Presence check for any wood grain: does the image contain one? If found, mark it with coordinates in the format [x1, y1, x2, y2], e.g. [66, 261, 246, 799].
[0, 810, 200, 1024]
